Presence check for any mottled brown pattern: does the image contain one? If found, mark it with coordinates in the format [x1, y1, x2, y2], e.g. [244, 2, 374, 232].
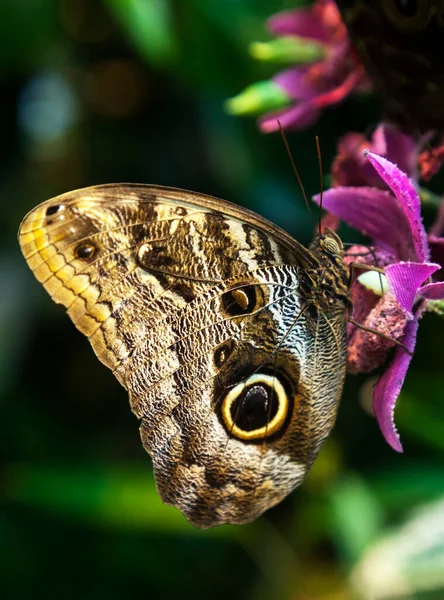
[19, 184, 350, 528]
[336, 0, 444, 131]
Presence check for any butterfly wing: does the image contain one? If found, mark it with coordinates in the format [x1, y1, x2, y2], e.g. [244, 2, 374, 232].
[336, 0, 444, 131]
[19, 184, 347, 528]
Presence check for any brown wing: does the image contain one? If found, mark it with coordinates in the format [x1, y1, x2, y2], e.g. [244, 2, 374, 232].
[19, 184, 317, 373]
[19, 184, 346, 528]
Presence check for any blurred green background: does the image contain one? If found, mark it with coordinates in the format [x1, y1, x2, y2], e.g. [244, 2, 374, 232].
[1, 1, 444, 599]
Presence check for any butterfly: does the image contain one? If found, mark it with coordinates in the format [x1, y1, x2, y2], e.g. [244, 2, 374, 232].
[335, 0, 444, 131]
[18, 184, 350, 528]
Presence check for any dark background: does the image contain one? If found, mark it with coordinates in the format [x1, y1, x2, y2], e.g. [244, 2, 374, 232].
[1, 1, 444, 599]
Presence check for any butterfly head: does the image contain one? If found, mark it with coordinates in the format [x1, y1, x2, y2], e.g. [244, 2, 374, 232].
[310, 227, 346, 269]
[319, 228, 344, 258]
[307, 228, 350, 310]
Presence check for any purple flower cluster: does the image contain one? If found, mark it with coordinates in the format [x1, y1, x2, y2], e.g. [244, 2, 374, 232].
[316, 128, 444, 450]
[226, 0, 370, 132]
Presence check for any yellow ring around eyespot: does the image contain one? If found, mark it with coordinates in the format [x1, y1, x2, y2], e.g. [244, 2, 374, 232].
[221, 373, 289, 441]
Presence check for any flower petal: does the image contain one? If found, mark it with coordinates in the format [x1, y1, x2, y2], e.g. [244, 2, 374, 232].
[418, 281, 444, 300]
[332, 132, 383, 188]
[365, 152, 428, 261]
[267, 8, 331, 42]
[385, 262, 440, 316]
[331, 124, 417, 189]
[347, 291, 407, 374]
[314, 187, 414, 258]
[274, 67, 318, 100]
[372, 125, 418, 178]
[259, 101, 320, 132]
[373, 318, 419, 452]
[313, 68, 365, 108]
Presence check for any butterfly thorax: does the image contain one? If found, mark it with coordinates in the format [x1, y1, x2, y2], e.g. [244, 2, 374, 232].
[304, 231, 350, 313]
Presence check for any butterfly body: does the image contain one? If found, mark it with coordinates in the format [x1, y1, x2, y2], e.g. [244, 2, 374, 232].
[19, 184, 348, 527]
[336, 0, 444, 131]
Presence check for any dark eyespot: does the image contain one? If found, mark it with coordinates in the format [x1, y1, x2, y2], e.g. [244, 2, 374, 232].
[220, 373, 291, 441]
[221, 285, 261, 317]
[230, 385, 277, 432]
[214, 339, 235, 369]
[75, 243, 96, 260]
[46, 204, 65, 216]
[394, 0, 419, 17]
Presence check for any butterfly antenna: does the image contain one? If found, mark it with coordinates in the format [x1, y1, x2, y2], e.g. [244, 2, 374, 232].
[278, 121, 315, 226]
[315, 136, 323, 235]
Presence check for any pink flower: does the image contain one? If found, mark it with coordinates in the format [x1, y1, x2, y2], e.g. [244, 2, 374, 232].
[225, 0, 370, 132]
[331, 124, 418, 188]
[315, 151, 444, 452]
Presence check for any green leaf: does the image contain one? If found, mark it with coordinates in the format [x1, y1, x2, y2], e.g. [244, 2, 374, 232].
[104, 0, 179, 67]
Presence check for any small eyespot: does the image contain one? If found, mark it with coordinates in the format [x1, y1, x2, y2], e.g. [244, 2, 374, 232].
[46, 204, 65, 216]
[214, 339, 235, 369]
[75, 242, 96, 260]
[220, 374, 291, 441]
[221, 285, 262, 317]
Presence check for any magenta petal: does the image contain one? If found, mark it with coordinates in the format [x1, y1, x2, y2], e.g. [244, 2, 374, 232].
[365, 152, 428, 262]
[372, 125, 417, 178]
[332, 131, 386, 188]
[373, 318, 419, 452]
[385, 262, 440, 316]
[267, 8, 330, 43]
[419, 281, 444, 300]
[274, 68, 317, 100]
[331, 125, 418, 190]
[314, 187, 415, 258]
[259, 102, 320, 132]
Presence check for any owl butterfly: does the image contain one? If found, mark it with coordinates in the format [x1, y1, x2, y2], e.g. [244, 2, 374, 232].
[336, 0, 444, 131]
[19, 184, 350, 528]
